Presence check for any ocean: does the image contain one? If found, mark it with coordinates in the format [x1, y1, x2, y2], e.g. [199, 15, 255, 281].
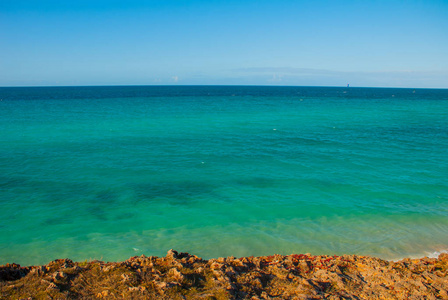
[0, 86, 447, 266]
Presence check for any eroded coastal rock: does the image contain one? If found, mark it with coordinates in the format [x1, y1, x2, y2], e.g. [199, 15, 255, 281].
[1, 250, 448, 299]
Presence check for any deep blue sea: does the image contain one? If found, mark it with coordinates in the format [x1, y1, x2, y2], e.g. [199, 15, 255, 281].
[1, 86, 447, 266]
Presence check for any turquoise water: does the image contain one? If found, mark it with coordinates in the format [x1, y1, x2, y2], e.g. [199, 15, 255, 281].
[1, 86, 447, 266]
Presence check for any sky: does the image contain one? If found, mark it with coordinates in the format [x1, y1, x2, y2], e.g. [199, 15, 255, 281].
[1, 0, 447, 88]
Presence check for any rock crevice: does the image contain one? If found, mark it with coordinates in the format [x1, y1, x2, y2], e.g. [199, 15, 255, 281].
[1, 251, 447, 299]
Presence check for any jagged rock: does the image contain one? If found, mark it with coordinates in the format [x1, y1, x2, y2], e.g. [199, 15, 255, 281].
[168, 267, 184, 281]
[102, 265, 114, 272]
[96, 290, 109, 298]
[52, 271, 67, 281]
[210, 262, 223, 270]
[439, 253, 448, 261]
[1, 251, 447, 299]
[0, 263, 30, 281]
[154, 281, 167, 289]
[46, 282, 58, 291]
[217, 257, 226, 263]
[129, 286, 146, 292]
[166, 249, 179, 259]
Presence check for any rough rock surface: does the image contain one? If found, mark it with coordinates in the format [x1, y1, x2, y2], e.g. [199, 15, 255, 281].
[1, 250, 448, 299]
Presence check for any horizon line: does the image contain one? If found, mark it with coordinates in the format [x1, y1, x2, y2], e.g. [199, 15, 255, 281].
[1, 84, 447, 90]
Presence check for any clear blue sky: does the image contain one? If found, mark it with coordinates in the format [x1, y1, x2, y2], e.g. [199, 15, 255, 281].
[1, 0, 447, 87]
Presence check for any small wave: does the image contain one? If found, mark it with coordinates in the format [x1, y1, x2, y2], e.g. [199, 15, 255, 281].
[389, 248, 448, 262]
[427, 249, 448, 259]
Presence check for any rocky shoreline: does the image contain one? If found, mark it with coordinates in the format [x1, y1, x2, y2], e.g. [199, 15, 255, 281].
[1, 250, 447, 299]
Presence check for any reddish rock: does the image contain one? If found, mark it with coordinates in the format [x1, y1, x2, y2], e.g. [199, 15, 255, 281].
[1, 251, 447, 299]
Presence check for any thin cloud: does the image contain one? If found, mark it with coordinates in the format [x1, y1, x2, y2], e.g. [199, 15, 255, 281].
[228, 67, 448, 88]
[268, 74, 283, 82]
[235, 67, 340, 75]
[234, 67, 448, 76]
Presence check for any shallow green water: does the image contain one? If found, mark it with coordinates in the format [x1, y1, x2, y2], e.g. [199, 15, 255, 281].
[0, 86, 447, 265]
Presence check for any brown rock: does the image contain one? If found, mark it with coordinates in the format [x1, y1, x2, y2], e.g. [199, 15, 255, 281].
[168, 267, 184, 281]
[438, 253, 448, 261]
[166, 249, 179, 259]
[96, 290, 109, 298]
[46, 282, 58, 291]
[1, 251, 448, 299]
